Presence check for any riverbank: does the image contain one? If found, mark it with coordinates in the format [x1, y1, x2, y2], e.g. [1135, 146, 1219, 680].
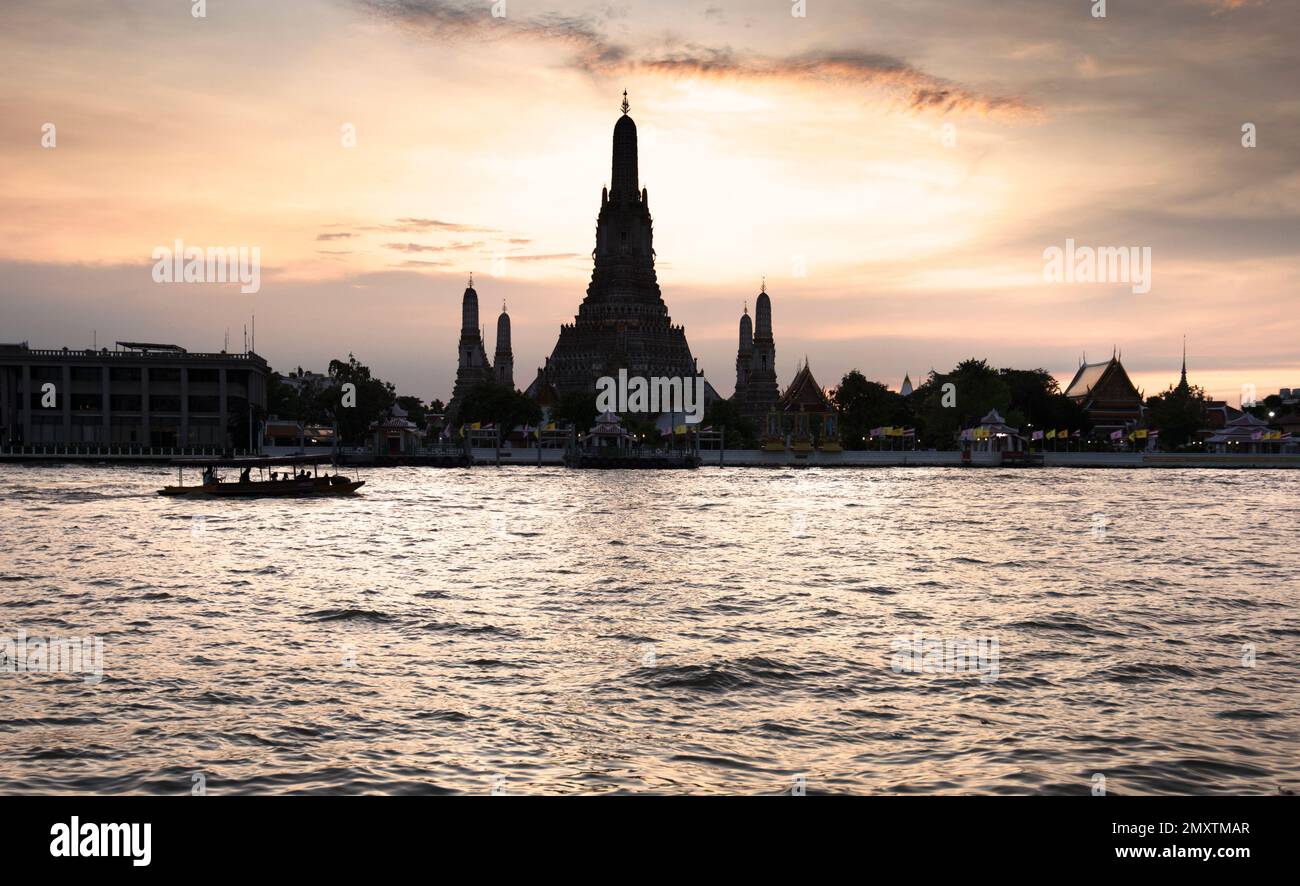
[5, 446, 1299, 469]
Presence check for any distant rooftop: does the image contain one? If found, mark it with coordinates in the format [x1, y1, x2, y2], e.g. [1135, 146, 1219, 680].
[117, 341, 187, 353]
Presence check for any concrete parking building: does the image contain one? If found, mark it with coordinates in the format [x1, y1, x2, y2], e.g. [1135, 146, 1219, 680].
[0, 341, 269, 450]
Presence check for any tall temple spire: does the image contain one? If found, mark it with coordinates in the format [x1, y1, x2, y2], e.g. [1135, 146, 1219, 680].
[495, 302, 514, 390]
[461, 276, 479, 333]
[610, 92, 639, 200]
[449, 276, 493, 424]
[534, 93, 705, 401]
[736, 280, 779, 421]
[1175, 335, 1190, 395]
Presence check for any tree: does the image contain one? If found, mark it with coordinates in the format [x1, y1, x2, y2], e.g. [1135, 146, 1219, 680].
[459, 381, 541, 430]
[1000, 367, 1088, 435]
[553, 388, 598, 431]
[266, 372, 331, 424]
[326, 354, 396, 445]
[395, 395, 428, 429]
[911, 359, 1011, 449]
[1146, 383, 1209, 450]
[705, 398, 758, 449]
[831, 370, 904, 449]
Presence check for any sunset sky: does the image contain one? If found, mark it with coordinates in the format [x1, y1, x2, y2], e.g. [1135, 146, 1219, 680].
[1, 0, 1297, 403]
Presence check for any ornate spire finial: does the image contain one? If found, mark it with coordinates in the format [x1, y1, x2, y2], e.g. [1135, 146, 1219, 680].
[621, 89, 630, 116]
[468, 271, 474, 289]
[502, 300, 507, 313]
[761, 277, 766, 294]
[743, 301, 748, 315]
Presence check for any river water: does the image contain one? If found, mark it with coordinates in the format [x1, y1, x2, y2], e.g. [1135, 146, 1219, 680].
[1, 464, 1296, 795]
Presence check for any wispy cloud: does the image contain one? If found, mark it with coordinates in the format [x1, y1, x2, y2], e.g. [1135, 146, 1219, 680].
[384, 240, 483, 252]
[503, 252, 585, 262]
[366, 217, 501, 233]
[358, 0, 1034, 119]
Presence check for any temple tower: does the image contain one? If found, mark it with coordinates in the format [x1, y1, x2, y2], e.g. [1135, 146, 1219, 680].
[733, 280, 779, 422]
[495, 302, 515, 390]
[734, 303, 752, 401]
[448, 275, 494, 423]
[533, 92, 709, 399]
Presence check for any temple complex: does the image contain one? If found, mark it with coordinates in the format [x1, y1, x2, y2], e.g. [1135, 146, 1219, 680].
[528, 93, 712, 401]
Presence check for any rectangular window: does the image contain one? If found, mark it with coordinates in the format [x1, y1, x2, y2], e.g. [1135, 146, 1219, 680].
[150, 395, 181, 413]
[188, 395, 221, 413]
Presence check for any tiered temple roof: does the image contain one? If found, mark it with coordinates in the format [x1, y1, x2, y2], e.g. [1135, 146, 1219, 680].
[1064, 354, 1144, 429]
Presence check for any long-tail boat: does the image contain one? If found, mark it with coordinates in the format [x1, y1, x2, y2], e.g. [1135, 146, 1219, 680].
[158, 455, 365, 497]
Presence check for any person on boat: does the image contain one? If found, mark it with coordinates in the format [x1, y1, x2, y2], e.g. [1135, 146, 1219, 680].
[202, 466, 217, 486]
[239, 466, 252, 483]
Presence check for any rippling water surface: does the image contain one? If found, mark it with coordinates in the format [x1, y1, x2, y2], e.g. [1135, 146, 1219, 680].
[1, 464, 1297, 795]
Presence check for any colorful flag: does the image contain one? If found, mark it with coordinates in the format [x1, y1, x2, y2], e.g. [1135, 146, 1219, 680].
[1110, 430, 1123, 441]
[1032, 430, 1044, 441]
[1045, 429, 1055, 440]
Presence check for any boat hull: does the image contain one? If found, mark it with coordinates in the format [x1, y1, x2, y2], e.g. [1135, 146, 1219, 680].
[158, 479, 365, 497]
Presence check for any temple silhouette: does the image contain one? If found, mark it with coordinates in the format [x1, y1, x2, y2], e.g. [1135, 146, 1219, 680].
[523, 92, 715, 402]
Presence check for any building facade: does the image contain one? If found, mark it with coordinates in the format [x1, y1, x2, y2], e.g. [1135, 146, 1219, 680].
[0, 341, 268, 449]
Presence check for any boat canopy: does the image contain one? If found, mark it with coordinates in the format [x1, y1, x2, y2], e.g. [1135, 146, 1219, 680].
[170, 454, 338, 468]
